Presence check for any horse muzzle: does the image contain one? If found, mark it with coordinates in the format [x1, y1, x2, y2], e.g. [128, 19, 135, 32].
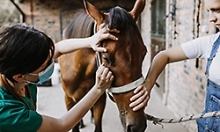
[126, 121, 147, 132]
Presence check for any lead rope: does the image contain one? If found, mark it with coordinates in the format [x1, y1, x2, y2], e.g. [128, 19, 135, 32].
[145, 110, 220, 127]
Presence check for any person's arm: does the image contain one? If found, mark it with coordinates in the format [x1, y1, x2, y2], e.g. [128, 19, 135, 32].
[37, 65, 114, 132]
[130, 45, 188, 111]
[53, 24, 118, 59]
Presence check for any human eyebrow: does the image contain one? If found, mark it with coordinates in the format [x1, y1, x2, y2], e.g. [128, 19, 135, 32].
[209, 7, 220, 12]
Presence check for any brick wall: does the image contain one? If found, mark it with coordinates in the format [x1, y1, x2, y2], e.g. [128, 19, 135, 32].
[15, 0, 137, 43]
[142, 0, 216, 131]
[16, 0, 78, 42]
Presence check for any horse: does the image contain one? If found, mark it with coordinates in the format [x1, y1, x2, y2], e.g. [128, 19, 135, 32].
[59, 0, 147, 132]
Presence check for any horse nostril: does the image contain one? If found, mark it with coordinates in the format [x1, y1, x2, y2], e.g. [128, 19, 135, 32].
[126, 125, 137, 132]
[126, 125, 132, 132]
[126, 123, 147, 132]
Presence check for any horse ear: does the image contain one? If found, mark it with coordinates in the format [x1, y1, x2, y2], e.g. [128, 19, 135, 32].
[129, 0, 146, 21]
[83, 0, 105, 25]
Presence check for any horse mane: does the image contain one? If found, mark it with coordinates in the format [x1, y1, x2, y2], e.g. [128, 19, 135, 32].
[63, 9, 94, 39]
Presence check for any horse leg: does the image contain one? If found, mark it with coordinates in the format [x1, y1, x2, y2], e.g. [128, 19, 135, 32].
[79, 120, 85, 128]
[92, 93, 107, 132]
[90, 107, 94, 123]
[64, 93, 82, 132]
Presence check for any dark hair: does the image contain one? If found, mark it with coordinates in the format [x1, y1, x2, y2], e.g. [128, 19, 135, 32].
[0, 23, 55, 82]
[108, 6, 137, 31]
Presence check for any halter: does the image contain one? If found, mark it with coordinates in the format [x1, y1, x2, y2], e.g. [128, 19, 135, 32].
[94, 23, 144, 94]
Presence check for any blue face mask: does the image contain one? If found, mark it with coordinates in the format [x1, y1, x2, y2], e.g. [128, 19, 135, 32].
[26, 59, 54, 85]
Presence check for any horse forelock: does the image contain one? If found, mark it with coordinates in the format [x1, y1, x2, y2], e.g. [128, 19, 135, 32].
[108, 7, 135, 31]
[108, 6, 145, 50]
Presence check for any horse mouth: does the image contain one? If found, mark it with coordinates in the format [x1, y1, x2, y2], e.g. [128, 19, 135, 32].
[119, 112, 147, 132]
[125, 123, 147, 132]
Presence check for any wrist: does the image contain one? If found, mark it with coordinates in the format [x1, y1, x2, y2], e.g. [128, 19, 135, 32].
[144, 78, 154, 90]
[87, 37, 93, 48]
[91, 85, 106, 95]
[90, 35, 98, 48]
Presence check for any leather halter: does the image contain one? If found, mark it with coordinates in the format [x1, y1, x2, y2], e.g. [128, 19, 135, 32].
[94, 23, 144, 94]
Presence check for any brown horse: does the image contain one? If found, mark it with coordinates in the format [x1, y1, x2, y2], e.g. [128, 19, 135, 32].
[59, 0, 147, 132]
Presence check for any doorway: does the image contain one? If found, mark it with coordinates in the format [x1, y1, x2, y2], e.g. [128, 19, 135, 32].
[151, 0, 166, 97]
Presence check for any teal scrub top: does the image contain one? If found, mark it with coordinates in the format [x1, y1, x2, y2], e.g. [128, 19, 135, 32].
[0, 84, 42, 132]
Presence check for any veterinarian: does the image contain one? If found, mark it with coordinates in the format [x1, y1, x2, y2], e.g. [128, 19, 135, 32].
[0, 23, 118, 132]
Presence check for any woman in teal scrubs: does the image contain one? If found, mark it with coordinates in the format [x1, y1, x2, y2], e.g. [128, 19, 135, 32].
[0, 23, 117, 132]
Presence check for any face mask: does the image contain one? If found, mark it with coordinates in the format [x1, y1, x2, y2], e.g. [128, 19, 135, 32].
[26, 59, 54, 85]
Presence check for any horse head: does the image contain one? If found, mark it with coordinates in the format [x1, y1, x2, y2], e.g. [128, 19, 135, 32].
[84, 0, 147, 131]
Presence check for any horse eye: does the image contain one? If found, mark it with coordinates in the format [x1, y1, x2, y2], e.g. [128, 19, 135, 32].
[103, 56, 110, 63]
[102, 55, 111, 64]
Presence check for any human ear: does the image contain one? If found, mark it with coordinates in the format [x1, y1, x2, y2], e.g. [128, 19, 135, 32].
[13, 74, 25, 82]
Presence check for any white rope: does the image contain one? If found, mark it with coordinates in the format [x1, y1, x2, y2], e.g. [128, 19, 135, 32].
[145, 111, 220, 125]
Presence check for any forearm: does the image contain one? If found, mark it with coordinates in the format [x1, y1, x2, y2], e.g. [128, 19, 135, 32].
[145, 46, 187, 90]
[53, 37, 92, 59]
[145, 51, 169, 89]
[53, 25, 118, 59]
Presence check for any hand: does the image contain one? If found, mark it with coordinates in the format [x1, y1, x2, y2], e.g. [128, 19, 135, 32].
[129, 85, 150, 111]
[95, 65, 114, 91]
[90, 23, 119, 52]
